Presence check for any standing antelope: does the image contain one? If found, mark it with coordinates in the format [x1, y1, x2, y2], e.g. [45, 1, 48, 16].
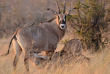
[1, 1, 74, 73]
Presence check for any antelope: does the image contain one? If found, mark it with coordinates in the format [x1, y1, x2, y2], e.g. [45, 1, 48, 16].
[1, 1, 74, 73]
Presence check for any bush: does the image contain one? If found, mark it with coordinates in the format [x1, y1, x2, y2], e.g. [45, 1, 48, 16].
[67, 0, 109, 51]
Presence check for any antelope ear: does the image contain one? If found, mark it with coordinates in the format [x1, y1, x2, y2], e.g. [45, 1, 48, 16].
[66, 8, 74, 15]
[66, 7, 78, 15]
[47, 8, 58, 15]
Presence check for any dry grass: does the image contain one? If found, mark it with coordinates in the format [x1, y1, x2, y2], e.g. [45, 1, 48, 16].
[0, 37, 110, 74]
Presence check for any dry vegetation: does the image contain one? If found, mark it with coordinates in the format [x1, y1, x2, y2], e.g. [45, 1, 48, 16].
[0, 36, 110, 74]
[0, 0, 110, 74]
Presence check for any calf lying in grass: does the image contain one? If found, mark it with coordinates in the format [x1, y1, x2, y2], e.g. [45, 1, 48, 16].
[30, 39, 90, 69]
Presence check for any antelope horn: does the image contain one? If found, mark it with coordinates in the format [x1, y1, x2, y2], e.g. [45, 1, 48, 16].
[63, 1, 66, 14]
[56, 2, 61, 14]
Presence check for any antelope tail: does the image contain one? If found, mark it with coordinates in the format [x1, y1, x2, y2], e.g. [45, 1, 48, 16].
[1, 29, 18, 56]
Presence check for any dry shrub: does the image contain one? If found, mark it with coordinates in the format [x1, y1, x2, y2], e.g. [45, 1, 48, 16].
[66, 0, 110, 51]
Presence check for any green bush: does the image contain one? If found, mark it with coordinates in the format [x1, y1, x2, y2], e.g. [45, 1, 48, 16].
[67, 0, 109, 51]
